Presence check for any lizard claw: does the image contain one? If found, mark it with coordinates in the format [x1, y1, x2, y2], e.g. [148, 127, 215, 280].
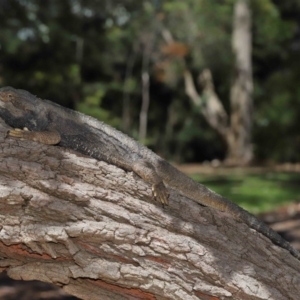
[7, 128, 61, 145]
[7, 128, 28, 139]
[152, 182, 169, 206]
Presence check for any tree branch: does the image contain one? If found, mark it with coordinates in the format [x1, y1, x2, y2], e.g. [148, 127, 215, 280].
[161, 27, 229, 139]
[0, 119, 299, 300]
[183, 68, 229, 138]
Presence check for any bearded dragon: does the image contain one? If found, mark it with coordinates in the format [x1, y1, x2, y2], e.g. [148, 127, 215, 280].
[0, 86, 299, 260]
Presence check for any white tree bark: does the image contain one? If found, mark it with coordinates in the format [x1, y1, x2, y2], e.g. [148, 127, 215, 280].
[184, 68, 229, 138]
[0, 119, 299, 300]
[229, 0, 253, 164]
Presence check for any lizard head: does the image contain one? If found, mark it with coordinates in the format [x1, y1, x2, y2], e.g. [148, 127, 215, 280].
[0, 86, 47, 130]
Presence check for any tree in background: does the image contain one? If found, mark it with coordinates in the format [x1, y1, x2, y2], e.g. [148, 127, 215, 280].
[230, 0, 253, 164]
[158, 0, 253, 165]
[0, 0, 300, 163]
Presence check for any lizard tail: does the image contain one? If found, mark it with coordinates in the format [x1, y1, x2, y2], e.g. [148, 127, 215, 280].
[155, 160, 300, 260]
[223, 200, 300, 260]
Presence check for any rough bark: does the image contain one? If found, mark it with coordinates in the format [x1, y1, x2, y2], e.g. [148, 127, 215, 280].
[0, 119, 300, 300]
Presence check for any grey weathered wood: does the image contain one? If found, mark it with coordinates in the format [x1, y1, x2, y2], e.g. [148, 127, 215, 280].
[0, 118, 299, 300]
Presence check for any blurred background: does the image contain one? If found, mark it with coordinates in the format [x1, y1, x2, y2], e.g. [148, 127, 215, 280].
[1, 0, 300, 299]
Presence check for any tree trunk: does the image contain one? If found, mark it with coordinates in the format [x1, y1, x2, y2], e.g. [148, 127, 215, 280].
[228, 0, 253, 164]
[139, 33, 153, 142]
[0, 119, 299, 300]
[162, 0, 254, 165]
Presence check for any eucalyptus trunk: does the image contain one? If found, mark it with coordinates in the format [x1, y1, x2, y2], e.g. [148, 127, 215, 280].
[227, 0, 253, 164]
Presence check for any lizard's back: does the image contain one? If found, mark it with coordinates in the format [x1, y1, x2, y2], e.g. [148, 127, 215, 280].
[43, 99, 151, 170]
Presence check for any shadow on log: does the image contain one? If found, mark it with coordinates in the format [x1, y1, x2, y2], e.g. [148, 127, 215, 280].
[0, 119, 300, 300]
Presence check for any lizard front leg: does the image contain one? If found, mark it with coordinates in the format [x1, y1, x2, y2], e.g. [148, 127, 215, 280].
[132, 159, 169, 206]
[7, 128, 61, 145]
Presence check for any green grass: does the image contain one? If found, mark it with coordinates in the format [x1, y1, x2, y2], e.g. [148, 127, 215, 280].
[190, 172, 300, 214]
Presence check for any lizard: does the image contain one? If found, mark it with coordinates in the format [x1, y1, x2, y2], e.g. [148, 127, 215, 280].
[0, 86, 299, 261]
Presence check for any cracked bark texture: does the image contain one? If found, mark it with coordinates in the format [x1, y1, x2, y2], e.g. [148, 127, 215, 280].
[0, 118, 299, 300]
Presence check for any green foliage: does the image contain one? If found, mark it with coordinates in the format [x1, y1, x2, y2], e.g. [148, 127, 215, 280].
[162, 0, 234, 70]
[78, 84, 120, 127]
[252, 0, 296, 57]
[250, 0, 300, 162]
[1, 0, 300, 163]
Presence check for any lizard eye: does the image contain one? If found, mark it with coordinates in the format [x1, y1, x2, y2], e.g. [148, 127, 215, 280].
[0, 92, 13, 102]
[6, 93, 13, 101]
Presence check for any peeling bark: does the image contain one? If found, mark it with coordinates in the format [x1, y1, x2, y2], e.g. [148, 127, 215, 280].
[0, 119, 299, 300]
